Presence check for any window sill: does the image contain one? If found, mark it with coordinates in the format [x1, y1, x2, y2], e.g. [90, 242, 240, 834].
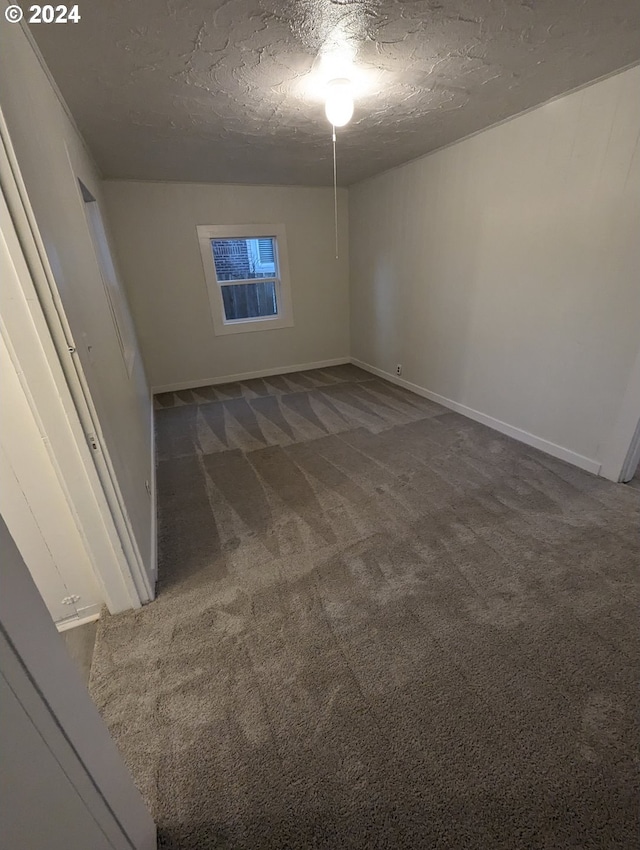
[213, 315, 294, 336]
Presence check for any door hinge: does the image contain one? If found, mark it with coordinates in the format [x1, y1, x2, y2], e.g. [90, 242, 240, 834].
[67, 345, 76, 354]
[87, 433, 99, 451]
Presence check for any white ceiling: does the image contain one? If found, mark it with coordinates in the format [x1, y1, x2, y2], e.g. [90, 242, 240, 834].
[31, 0, 640, 186]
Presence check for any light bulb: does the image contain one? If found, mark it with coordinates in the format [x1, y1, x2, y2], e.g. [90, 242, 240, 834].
[325, 78, 354, 127]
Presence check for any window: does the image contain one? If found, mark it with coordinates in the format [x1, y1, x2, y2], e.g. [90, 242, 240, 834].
[197, 224, 294, 335]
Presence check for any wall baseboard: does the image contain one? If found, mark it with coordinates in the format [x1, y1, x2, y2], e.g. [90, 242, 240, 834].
[56, 608, 101, 632]
[152, 353, 601, 476]
[152, 357, 351, 395]
[351, 358, 602, 476]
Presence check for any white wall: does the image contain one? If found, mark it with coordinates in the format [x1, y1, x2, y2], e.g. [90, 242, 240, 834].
[0, 20, 154, 576]
[103, 181, 350, 391]
[349, 66, 640, 471]
[0, 671, 115, 850]
[0, 514, 155, 850]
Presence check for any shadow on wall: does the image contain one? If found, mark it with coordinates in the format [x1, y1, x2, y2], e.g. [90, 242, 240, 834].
[367, 160, 484, 400]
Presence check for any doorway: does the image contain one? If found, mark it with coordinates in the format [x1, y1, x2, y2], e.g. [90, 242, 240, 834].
[621, 419, 640, 489]
[0, 120, 151, 623]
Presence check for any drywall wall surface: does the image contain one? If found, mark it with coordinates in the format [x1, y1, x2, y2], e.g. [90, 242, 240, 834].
[0, 515, 155, 850]
[349, 65, 640, 466]
[0, 20, 153, 575]
[0, 671, 114, 850]
[102, 180, 350, 389]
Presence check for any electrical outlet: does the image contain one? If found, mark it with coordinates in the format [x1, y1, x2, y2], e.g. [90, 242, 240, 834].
[61, 595, 80, 605]
[396, 364, 403, 376]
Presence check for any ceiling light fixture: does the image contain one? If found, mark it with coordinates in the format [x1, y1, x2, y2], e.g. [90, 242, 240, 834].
[324, 78, 354, 128]
[325, 79, 354, 260]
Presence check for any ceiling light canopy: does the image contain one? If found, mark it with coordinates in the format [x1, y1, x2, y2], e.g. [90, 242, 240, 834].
[325, 78, 354, 127]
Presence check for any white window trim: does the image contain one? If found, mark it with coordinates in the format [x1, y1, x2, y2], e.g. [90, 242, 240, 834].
[197, 223, 294, 336]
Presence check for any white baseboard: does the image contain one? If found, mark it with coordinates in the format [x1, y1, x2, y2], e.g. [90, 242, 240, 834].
[152, 357, 351, 395]
[56, 609, 101, 633]
[152, 353, 601, 475]
[351, 358, 602, 476]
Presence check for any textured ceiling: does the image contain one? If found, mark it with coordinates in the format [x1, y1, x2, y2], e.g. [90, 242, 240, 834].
[31, 0, 640, 186]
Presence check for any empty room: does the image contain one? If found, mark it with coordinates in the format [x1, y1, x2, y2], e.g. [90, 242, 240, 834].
[0, 2, 639, 849]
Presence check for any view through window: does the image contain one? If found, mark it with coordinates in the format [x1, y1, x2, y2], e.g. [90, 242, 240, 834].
[197, 224, 294, 336]
[211, 237, 279, 321]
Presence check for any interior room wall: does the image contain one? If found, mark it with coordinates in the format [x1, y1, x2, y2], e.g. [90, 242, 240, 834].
[0, 514, 155, 850]
[102, 180, 350, 391]
[0, 21, 154, 578]
[349, 65, 640, 472]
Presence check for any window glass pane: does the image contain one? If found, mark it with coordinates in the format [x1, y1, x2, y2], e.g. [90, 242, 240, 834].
[212, 237, 277, 281]
[257, 238, 275, 264]
[222, 281, 278, 321]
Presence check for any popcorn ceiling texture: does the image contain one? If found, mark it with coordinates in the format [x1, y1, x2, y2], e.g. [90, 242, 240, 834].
[31, 1, 640, 185]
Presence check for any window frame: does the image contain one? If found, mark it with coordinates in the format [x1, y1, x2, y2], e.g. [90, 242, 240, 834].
[197, 224, 294, 336]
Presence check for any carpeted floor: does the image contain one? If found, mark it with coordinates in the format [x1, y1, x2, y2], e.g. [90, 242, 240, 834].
[89, 365, 640, 849]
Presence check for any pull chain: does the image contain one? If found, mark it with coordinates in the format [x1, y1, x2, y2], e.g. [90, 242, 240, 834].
[332, 126, 339, 259]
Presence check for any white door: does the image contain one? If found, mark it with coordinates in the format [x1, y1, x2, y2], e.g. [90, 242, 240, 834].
[0, 671, 115, 850]
[0, 514, 156, 850]
[0, 448, 71, 623]
[0, 333, 103, 625]
[0, 135, 147, 616]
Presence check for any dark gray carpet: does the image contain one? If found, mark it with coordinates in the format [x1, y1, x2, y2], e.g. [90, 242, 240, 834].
[90, 365, 640, 849]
